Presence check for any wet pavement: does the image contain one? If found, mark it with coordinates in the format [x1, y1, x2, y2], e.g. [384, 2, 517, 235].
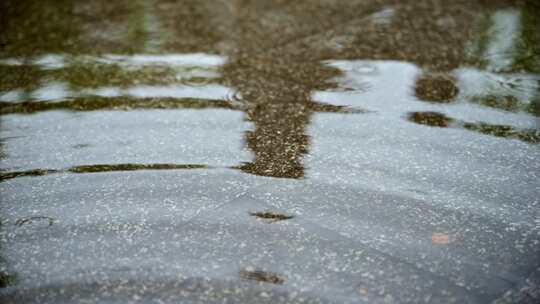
[1, 0, 539, 303]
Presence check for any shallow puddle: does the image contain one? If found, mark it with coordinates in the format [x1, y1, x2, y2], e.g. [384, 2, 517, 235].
[1, 0, 539, 303]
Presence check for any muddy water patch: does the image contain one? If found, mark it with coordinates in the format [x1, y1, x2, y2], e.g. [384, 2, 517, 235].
[408, 111, 539, 144]
[0, 65, 43, 93]
[0, 0, 186, 55]
[408, 112, 454, 128]
[0, 53, 231, 107]
[0, 169, 59, 182]
[462, 121, 540, 144]
[414, 72, 459, 103]
[0, 164, 210, 182]
[68, 163, 208, 173]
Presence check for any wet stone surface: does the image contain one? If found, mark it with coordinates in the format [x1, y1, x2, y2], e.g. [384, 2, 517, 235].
[1, 0, 540, 303]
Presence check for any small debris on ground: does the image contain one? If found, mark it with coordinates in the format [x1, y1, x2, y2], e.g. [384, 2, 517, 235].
[15, 216, 55, 227]
[432, 233, 450, 245]
[249, 211, 294, 222]
[239, 268, 285, 285]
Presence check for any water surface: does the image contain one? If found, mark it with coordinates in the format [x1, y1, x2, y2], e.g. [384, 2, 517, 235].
[1, 1, 539, 303]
